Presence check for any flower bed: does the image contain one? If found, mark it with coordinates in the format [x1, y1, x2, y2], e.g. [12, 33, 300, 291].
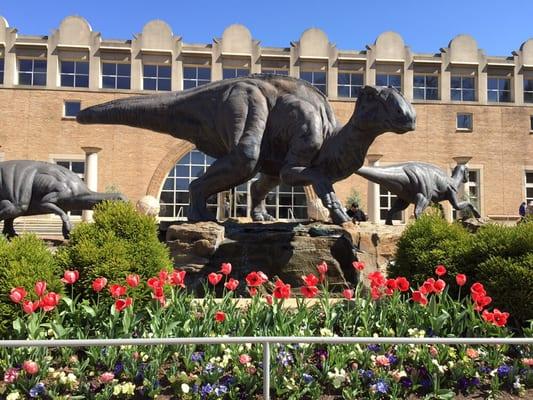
[1, 262, 532, 399]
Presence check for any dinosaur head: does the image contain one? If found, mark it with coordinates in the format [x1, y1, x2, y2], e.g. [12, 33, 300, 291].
[452, 164, 469, 183]
[352, 86, 416, 135]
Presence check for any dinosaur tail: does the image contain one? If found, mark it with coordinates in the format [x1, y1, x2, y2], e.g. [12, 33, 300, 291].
[354, 166, 383, 185]
[57, 192, 127, 211]
[76, 93, 178, 133]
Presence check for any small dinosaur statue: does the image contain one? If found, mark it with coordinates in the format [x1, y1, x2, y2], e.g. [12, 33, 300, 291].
[0, 160, 126, 238]
[77, 74, 416, 224]
[355, 162, 481, 224]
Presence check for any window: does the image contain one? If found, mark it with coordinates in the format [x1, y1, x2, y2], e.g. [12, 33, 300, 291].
[530, 116, 533, 132]
[338, 72, 363, 98]
[451, 76, 475, 101]
[64, 101, 81, 118]
[524, 78, 533, 103]
[102, 63, 131, 89]
[56, 160, 85, 216]
[60, 61, 89, 88]
[18, 59, 47, 86]
[379, 187, 402, 223]
[0, 58, 4, 84]
[413, 74, 439, 100]
[159, 150, 307, 220]
[262, 68, 289, 76]
[526, 172, 533, 205]
[183, 66, 211, 89]
[456, 113, 473, 131]
[143, 64, 171, 91]
[222, 68, 249, 80]
[376, 74, 401, 92]
[487, 77, 511, 102]
[300, 71, 327, 94]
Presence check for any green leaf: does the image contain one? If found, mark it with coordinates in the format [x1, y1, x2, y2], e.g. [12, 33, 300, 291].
[81, 304, 96, 318]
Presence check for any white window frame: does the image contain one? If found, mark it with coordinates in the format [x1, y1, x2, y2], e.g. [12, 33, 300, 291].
[376, 73, 402, 92]
[456, 113, 473, 131]
[18, 58, 47, 86]
[59, 60, 89, 88]
[524, 78, 533, 103]
[300, 70, 327, 95]
[261, 68, 289, 76]
[378, 186, 405, 224]
[451, 165, 483, 220]
[63, 100, 81, 119]
[183, 66, 211, 89]
[222, 68, 249, 80]
[450, 75, 476, 101]
[101, 62, 131, 90]
[525, 170, 533, 205]
[49, 156, 86, 218]
[0, 57, 4, 85]
[413, 73, 439, 100]
[487, 76, 511, 103]
[337, 71, 364, 98]
[143, 64, 171, 91]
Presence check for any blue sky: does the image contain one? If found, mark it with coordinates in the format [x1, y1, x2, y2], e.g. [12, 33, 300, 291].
[1, 0, 532, 56]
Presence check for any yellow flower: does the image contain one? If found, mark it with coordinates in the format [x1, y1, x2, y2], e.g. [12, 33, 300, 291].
[181, 383, 190, 393]
[6, 391, 20, 400]
[122, 382, 135, 395]
[113, 385, 122, 396]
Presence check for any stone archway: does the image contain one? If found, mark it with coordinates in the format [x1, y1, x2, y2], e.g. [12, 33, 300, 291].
[146, 140, 194, 198]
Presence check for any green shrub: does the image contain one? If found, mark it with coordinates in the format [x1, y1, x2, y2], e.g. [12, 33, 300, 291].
[57, 201, 172, 299]
[390, 214, 533, 326]
[0, 234, 63, 337]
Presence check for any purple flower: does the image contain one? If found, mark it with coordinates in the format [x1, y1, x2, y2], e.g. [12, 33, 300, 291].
[400, 376, 412, 388]
[201, 383, 213, 396]
[457, 377, 469, 391]
[191, 351, 204, 362]
[479, 366, 492, 374]
[376, 379, 389, 394]
[29, 383, 45, 398]
[302, 373, 314, 383]
[386, 354, 398, 365]
[220, 375, 236, 386]
[276, 349, 294, 367]
[113, 361, 124, 376]
[367, 344, 381, 352]
[497, 364, 511, 378]
[359, 369, 373, 380]
[420, 377, 432, 390]
[214, 385, 228, 396]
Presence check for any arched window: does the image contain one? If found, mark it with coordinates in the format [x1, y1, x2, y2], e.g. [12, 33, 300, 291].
[159, 150, 308, 221]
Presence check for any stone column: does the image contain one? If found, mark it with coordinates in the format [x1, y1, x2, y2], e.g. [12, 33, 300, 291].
[82, 147, 102, 222]
[366, 154, 383, 224]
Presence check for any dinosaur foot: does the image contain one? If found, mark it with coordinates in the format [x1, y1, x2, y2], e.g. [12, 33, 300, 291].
[252, 211, 276, 222]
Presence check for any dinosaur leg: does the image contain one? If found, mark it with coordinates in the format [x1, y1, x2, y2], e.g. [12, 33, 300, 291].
[0, 200, 22, 238]
[448, 191, 481, 218]
[251, 173, 280, 221]
[414, 193, 431, 219]
[386, 198, 410, 225]
[34, 202, 72, 239]
[188, 84, 268, 221]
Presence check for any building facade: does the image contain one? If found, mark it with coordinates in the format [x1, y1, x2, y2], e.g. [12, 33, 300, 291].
[0, 15, 532, 225]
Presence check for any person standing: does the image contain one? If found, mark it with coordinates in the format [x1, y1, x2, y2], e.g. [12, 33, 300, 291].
[519, 201, 526, 218]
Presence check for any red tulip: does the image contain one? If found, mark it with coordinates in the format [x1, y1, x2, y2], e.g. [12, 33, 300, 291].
[473, 295, 492, 311]
[482, 309, 494, 323]
[208, 272, 223, 286]
[455, 274, 467, 287]
[264, 294, 273, 305]
[352, 261, 365, 271]
[109, 284, 127, 298]
[342, 288, 354, 300]
[302, 273, 319, 287]
[61, 270, 79, 285]
[147, 277, 162, 289]
[41, 292, 60, 312]
[23, 360, 39, 375]
[220, 262, 232, 276]
[273, 279, 291, 299]
[395, 277, 410, 292]
[92, 277, 108, 292]
[224, 278, 239, 291]
[492, 309, 509, 327]
[245, 271, 267, 287]
[368, 271, 386, 287]
[115, 297, 133, 312]
[158, 270, 169, 283]
[316, 261, 328, 277]
[370, 286, 381, 300]
[300, 285, 319, 298]
[22, 300, 40, 314]
[9, 287, 26, 303]
[214, 310, 226, 322]
[470, 282, 486, 297]
[435, 265, 447, 277]
[169, 270, 186, 288]
[433, 279, 446, 294]
[126, 274, 140, 288]
[422, 278, 436, 294]
[412, 290, 428, 306]
[248, 287, 258, 296]
[34, 281, 47, 297]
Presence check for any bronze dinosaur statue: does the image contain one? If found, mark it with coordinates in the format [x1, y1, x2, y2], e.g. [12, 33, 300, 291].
[355, 162, 481, 224]
[0, 160, 126, 238]
[77, 74, 416, 224]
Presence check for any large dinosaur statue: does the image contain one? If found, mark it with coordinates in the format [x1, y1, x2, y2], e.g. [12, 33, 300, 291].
[355, 162, 481, 224]
[0, 160, 126, 238]
[77, 74, 416, 224]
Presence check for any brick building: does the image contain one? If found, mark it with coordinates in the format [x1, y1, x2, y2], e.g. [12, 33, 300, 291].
[0, 15, 532, 226]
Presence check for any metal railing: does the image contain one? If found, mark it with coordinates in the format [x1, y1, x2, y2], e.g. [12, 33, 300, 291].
[2, 336, 532, 400]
